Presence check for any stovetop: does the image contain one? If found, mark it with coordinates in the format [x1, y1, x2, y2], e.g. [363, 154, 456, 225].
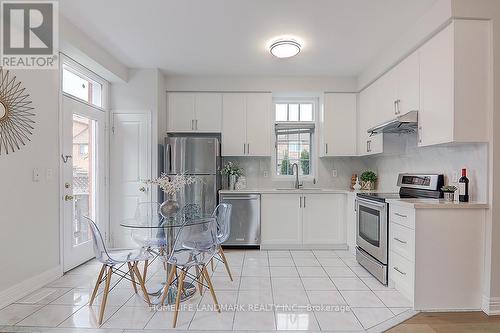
[356, 192, 416, 203]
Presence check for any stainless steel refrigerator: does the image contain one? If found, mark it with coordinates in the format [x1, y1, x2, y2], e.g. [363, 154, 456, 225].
[164, 135, 221, 216]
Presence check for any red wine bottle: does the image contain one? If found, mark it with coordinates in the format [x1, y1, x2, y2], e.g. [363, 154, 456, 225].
[459, 168, 469, 202]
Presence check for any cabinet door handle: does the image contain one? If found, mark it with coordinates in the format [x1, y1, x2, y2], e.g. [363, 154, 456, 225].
[418, 126, 422, 144]
[394, 237, 407, 244]
[396, 99, 401, 115]
[299, 196, 302, 208]
[247, 143, 250, 155]
[303, 196, 306, 208]
[243, 143, 246, 154]
[394, 212, 407, 218]
[393, 266, 407, 275]
[195, 119, 198, 130]
[325, 143, 328, 155]
[191, 119, 194, 130]
[367, 140, 371, 153]
[394, 100, 398, 115]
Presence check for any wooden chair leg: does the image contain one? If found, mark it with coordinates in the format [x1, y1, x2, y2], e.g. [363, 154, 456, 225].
[218, 247, 233, 281]
[98, 266, 113, 325]
[195, 266, 203, 295]
[143, 259, 148, 281]
[159, 266, 177, 305]
[172, 270, 186, 328]
[127, 262, 138, 293]
[132, 263, 151, 305]
[202, 266, 220, 313]
[89, 264, 106, 306]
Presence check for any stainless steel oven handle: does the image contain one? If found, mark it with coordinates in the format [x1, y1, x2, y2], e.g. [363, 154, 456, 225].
[394, 237, 407, 244]
[394, 212, 408, 218]
[356, 197, 387, 208]
[393, 266, 407, 275]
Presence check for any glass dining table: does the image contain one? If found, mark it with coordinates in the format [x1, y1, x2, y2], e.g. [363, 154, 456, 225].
[120, 211, 216, 305]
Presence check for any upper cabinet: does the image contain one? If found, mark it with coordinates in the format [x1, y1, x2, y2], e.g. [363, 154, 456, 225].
[321, 93, 357, 156]
[221, 92, 272, 156]
[167, 92, 222, 132]
[358, 84, 384, 156]
[418, 20, 490, 147]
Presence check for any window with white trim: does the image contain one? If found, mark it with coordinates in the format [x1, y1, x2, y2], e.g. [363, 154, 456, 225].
[274, 100, 316, 177]
[62, 63, 103, 108]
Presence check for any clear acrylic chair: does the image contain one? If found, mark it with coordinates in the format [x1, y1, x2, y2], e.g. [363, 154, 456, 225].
[159, 218, 221, 328]
[211, 203, 233, 280]
[84, 216, 153, 325]
[132, 202, 167, 279]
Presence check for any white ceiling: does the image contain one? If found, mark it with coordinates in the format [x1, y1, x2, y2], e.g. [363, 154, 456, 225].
[60, 0, 437, 77]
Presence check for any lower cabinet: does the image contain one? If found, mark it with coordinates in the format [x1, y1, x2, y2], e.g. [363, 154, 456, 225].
[261, 193, 346, 249]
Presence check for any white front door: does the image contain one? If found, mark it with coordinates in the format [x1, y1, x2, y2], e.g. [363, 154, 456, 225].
[110, 112, 151, 249]
[62, 96, 106, 272]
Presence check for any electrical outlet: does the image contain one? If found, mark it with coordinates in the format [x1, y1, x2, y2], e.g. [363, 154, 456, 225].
[332, 169, 338, 177]
[263, 170, 269, 178]
[46, 168, 54, 181]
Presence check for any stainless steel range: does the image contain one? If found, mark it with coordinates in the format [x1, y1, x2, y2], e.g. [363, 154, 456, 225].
[355, 173, 444, 284]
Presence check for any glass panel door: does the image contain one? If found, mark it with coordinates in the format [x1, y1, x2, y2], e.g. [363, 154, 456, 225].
[62, 96, 106, 272]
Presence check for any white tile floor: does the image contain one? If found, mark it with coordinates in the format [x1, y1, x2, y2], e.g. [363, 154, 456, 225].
[0, 249, 415, 332]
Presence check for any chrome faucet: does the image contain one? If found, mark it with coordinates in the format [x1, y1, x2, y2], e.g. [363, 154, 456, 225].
[291, 163, 302, 189]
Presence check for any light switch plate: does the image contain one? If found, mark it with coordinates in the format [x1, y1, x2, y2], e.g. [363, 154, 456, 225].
[46, 168, 54, 181]
[33, 168, 40, 182]
[263, 170, 269, 178]
[332, 169, 338, 177]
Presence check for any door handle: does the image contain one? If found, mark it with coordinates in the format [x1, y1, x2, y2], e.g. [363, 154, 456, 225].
[243, 143, 246, 154]
[299, 196, 302, 208]
[394, 212, 407, 218]
[394, 237, 407, 244]
[325, 143, 328, 155]
[396, 99, 401, 115]
[195, 119, 198, 130]
[303, 196, 306, 208]
[394, 100, 398, 115]
[247, 143, 250, 155]
[393, 266, 407, 275]
[64, 195, 74, 201]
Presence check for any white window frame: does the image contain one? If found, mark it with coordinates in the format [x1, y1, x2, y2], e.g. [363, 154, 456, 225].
[61, 55, 109, 111]
[271, 97, 319, 182]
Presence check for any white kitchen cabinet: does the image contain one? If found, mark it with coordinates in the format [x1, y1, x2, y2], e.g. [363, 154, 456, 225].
[261, 194, 302, 247]
[167, 92, 222, 132]
[245, 93, 272, 156]
[358, 87, 383, 156]
[395, 51, 420, 116]
[321, 93, 357, 156]
[418, 20, 490, 147]
[345, 193, 357, 254]
[167, 92, 195, 132]
[302, 194, 345, 246]
[221, 93, 246, 156]
[221, 92, 271, 156]
[261, 192, 346, 249]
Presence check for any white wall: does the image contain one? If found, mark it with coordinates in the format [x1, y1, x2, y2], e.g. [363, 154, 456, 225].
[362, 134, 488, 202]
[0, 69, 61, 300]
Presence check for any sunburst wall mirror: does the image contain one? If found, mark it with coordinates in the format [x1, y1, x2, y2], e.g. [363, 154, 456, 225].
[0, 68, 35, 155]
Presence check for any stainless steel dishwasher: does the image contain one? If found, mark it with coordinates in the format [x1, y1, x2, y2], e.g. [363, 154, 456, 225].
[220, 193, 260, 246]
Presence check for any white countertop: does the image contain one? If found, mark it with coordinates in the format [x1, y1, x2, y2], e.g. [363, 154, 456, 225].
[387, 198, 489, 209]
[219, 188, 489, 209]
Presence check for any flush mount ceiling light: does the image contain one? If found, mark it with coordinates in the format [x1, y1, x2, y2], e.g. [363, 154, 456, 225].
[269, 38, 302, 58]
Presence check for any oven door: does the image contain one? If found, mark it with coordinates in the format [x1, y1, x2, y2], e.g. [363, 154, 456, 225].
[356, 198, 388, 264]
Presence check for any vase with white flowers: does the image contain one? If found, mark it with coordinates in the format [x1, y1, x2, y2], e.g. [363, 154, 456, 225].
[221, 162, 243, 190]
[144, 173, 197, 218]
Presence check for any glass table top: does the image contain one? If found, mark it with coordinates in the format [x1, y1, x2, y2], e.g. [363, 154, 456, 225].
[120, 214, 215, 229]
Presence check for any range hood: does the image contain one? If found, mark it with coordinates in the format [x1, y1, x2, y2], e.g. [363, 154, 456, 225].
[367, 110, 418, 135]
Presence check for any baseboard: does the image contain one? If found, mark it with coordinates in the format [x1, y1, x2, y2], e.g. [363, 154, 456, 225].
[0, 265, 62, 309]
[260, 243, 348, 250]
[482, 295, 500, 315]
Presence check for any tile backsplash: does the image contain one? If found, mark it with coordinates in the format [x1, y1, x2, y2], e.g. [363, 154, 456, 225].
[222, 134, 488, 202]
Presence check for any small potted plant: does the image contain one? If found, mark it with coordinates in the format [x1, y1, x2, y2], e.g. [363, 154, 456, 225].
[441, 185, 457, 202]
[360, 170, 377, 190]
[221, 161, 243, 190]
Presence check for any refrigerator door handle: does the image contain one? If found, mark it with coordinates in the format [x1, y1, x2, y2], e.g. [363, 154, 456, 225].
[166, 143, 172, 173]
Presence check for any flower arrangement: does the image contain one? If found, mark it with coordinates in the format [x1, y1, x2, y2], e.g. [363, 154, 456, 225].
[360, 170, 377, 190]
[221, 161, 243, 177]
[144, 173, 197, 197]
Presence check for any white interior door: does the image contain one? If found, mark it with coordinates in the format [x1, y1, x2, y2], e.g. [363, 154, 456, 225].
[62, 96, 106, 272]
[110, 112, 151, 249]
